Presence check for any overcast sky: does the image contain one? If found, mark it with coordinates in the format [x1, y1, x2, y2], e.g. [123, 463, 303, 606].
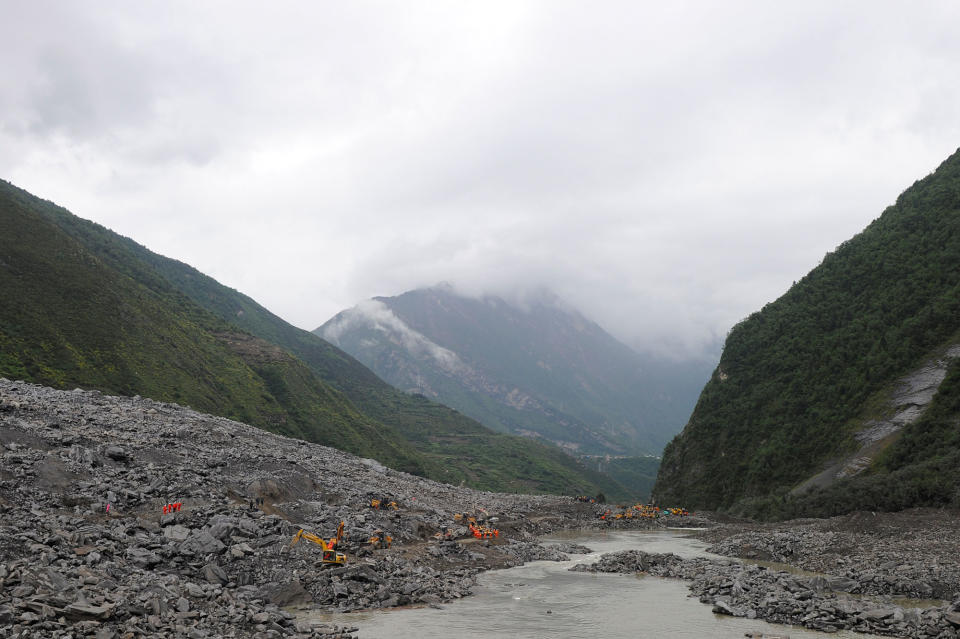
[2, 1, 959, 359]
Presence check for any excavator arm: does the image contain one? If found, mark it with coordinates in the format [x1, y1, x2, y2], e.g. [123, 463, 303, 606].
[290, 527, 347, 565]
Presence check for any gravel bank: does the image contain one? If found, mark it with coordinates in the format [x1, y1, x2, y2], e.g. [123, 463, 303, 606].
[700, 510, 960, 600]
[571, 509, 960, 638]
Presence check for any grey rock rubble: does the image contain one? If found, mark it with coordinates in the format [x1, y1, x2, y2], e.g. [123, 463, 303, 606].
[572, 542, 960, 637]
[0, 379, 623, 638]
[701, 512, 960, 601]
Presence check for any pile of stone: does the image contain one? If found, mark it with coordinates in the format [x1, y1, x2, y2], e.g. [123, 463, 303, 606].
[549, 543, 592, 555]
[0, 504, 360, 638]
[707, 528, 960, 600]
[572, 549, 960, 637]
[0, 379, 595, 638]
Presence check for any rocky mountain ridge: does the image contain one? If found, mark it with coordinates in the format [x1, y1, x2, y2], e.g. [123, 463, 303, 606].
[319, 286, 710, 458]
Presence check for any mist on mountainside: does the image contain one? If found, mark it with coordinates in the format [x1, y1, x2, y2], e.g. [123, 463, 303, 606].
[319, 284, 714, 459]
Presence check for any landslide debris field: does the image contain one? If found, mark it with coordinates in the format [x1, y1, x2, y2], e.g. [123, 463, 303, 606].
[5, 378, 960, 639]
[0, 379, 614, 638]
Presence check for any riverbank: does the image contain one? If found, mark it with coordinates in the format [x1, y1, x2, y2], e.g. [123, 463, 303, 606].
[318, 529, 885, 639]
[573, 510, 960, 637]
[700, 509, 960, 600]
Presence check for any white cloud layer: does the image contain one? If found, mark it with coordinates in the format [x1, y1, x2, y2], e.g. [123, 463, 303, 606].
[323, 300, 466, 373]
[3, 1, 959, 359]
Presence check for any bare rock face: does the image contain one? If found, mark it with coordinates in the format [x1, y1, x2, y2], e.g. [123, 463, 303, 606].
[793, 343, 960, 494]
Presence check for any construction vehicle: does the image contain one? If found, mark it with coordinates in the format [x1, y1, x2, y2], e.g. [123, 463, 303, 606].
[367, 529, 392, 549]
[454, 513, 478, 526]
[370, 498, 399, 510]
[290, 521, 346, 565]
[634, 504, 660, 519]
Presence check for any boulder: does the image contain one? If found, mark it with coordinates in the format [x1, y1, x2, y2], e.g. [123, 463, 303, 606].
[164, 525, 191, 541]
[259, 579, 313, 606]
[125, 547, 161, 568]
[104, 446, 128, 462]
[945, 611, 960, 627]
[202, 562, 228, 585]
[862, 608, 896, 621]
[63, 602, 115, 621]
[180, 529, 226, 556]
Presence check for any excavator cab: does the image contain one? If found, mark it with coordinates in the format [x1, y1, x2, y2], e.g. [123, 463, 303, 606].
[321, 550, 340, 563]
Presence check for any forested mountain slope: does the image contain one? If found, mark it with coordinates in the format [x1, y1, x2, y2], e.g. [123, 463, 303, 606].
[653, 148, 960, 518]
[0, 180, 422, 473]
[0, 179, 627, 498]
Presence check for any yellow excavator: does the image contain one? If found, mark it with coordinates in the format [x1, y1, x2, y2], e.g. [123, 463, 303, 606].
[290, 521, 346, 565]
[453, 513, 477, 526]
[368, 529, 392, 549]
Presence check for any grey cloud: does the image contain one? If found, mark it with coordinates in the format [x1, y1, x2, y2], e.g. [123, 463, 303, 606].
[2, 2, 960, 361]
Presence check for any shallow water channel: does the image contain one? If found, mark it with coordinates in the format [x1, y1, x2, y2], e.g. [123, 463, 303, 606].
[303, 529, 881, 638]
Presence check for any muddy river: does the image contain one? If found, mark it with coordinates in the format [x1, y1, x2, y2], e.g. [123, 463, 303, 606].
[302, 529, 882, 638]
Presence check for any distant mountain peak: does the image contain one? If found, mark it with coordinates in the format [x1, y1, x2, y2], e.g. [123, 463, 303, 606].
[318, 284, 710, 457]
[322, 299, 469, 376]
[411, 283, 577, 317]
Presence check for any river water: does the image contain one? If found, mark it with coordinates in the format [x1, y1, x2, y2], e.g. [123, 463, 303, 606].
[303, 529, 880, 638]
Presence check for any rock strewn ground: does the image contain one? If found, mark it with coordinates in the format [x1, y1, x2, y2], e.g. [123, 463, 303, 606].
[699, 511, 960, 600]
[573, 548, 960, 637]
[571, 507, 960, 638]
[0, 379, 663, 638]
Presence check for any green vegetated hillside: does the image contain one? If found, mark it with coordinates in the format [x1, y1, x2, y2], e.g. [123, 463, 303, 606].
[132, 250, 627, 499]
[0, 179, 626, 498]
[319, 286, 709, 458]
[653, 148, 960, 518]
[776, 353, 960, 520]
[581, 455, 662, 501]
[0, 180, 424, 473]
